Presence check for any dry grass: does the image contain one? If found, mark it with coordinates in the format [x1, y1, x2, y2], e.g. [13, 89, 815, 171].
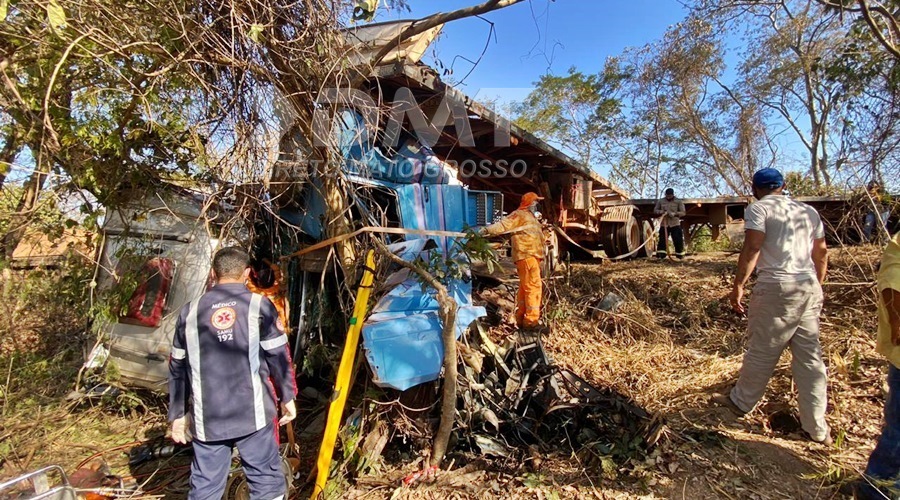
[535, 247, 885, 499]
[0, 263, 170, 490]
[544, 253, 747, 412]
[349, 246, 888, 499]
[0, 246, 891, 499]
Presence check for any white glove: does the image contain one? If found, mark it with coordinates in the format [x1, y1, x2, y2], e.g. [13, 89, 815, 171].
[171, 414, 192, 444]
[278, 400, 297, 426]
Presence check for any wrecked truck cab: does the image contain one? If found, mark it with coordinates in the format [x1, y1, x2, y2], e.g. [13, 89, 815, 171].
[90, 188, 240, 391]
[279, 108, 504, 391]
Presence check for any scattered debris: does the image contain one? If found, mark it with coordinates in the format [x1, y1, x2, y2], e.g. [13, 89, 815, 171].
[446, 320, 661, 468]
[472, 435, 513, 459]
[128, 442, 189, 467]
[592, 291, 626, 315]
[401, 465, 438, 487]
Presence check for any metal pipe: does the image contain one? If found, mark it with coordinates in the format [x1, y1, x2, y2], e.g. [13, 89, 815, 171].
[292, 270, 309, 362]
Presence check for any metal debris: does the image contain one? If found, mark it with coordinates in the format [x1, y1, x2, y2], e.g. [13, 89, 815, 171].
[452, 320, 664, 463]
[596, 292, 625, 312]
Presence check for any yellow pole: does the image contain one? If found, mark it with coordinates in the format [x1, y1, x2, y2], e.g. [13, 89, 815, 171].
[311, 250, 376, 499]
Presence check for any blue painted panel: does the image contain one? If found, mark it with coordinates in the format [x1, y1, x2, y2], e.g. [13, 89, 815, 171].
[441, 186, 466, 233]
[334, 110, 454, 185]
[395, 184, 426, 236]
[362, 305, 486, 391]
[369, 271, 473, 316]
[363, 313, 443, 390]
[383, 239, 430, 262]
[283, 178, 328, 239]
[307, 111, 503, 392]
[361, 233, 484, 390]
[394, 141, 451, 185]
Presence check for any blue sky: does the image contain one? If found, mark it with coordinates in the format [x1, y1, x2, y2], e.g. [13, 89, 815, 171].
[380, 1, 819, 189]
[384, 1, 689, 102]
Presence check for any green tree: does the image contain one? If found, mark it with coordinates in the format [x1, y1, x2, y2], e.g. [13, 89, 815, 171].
[515, 17, 770, 197]
[515, 66, 625, 167]
[514, 63, 665, 196]
[815, 0, 900, 60]
[626, 18, 760, 195]
[730, 0, 852, 187]
[822, 9, 900, 189]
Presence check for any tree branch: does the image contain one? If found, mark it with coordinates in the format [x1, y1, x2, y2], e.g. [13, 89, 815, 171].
[857, 0, 900, 58]
[365, 0, 525, 71]
[370, 237, 459, 469]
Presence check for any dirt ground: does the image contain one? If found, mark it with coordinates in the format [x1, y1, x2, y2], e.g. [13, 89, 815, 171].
[0, 245, 891, 499]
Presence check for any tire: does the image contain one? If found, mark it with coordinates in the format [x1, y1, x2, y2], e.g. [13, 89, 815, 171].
[542, 230, 560, 278]
[603, 216, 642, 258]
[638, 220, 654, 258]
[600, 222, 620, 257]
[615, 216, 642, 257]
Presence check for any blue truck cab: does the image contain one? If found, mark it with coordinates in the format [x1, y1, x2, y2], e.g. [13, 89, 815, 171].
[287, 109, 503, 391]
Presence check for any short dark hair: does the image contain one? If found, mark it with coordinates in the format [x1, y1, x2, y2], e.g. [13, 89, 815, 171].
[213, 247, 250, 280]
[664, 188, 675, 196]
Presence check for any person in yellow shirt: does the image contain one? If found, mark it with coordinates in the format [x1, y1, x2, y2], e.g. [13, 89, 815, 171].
[858, 231, 900, 499]
[480, 192, 546, 331]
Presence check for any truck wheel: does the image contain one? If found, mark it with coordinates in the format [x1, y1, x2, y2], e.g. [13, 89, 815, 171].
[619, 216, 642, 257]
[638, 220, 654, 258]
[542, 230, 560, 277]
[599, 222, 620, 257]
[602, 216, 643, 258]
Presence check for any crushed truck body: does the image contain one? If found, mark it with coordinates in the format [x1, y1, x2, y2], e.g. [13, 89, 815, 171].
[277, 106, 501, 390]
[88, 19, 662, 420]
[89, 186, 240, 390]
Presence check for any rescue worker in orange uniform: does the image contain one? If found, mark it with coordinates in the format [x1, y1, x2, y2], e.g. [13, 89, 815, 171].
[480, 192, 546, 330]
[247, 259, 289, 332]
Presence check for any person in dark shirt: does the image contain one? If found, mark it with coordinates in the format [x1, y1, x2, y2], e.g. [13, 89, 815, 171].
[168, 246, 297, 500]
[863, 180, 891, 243]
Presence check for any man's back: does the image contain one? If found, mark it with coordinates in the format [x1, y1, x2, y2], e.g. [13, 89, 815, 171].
[745, 194, 824, 283]
[171, 282, 293, 442]
[483, 208, 544, 261]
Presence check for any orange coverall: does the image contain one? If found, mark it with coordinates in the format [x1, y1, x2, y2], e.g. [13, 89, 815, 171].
[482, 207, 545, 328]
[247, 261, 289, 331]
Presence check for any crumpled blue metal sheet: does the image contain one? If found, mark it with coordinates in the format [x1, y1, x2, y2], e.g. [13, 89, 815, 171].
[336, 109, 452, 186]
[368, 268, 474, 317]
[362, 239, 485, 391]
[362, 305, 485, 391]
[317, 112, 497, 391]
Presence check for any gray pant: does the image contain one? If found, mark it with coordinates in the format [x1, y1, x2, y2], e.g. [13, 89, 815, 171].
[730, 279, 829, 441]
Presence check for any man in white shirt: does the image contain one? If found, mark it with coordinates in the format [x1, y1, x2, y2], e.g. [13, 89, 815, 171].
[720, 168, 831, 444]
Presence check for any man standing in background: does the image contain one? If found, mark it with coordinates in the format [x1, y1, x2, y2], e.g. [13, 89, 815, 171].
[721, 168, 832, 445]
[654, 188, 687, 259]
[862, 180, 891, 243]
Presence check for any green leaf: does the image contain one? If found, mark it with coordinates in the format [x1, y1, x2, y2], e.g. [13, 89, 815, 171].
[247, 23, 263, 43]
[0, 0, 9, 22]
[47, 0, 66, 29]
